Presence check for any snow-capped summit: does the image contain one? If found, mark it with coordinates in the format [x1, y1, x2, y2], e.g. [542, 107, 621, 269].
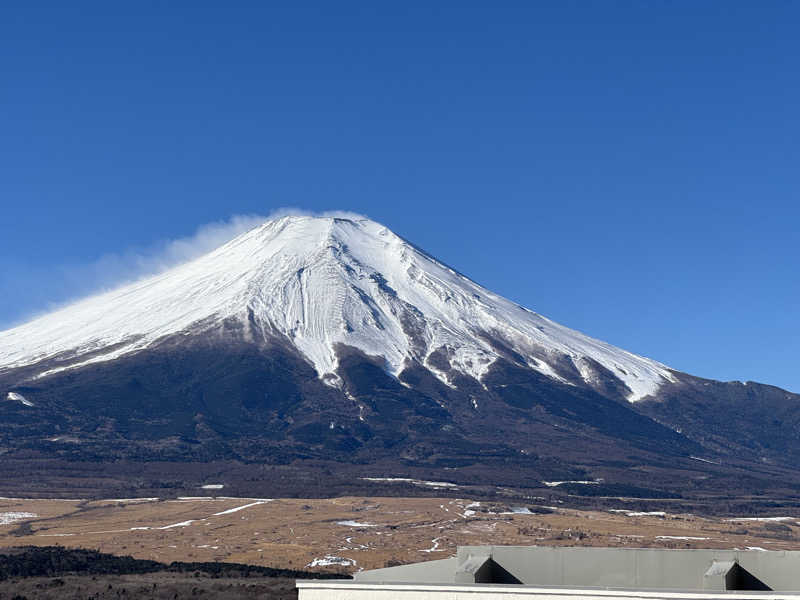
[5, 214, 800, 498]
[0, 215, 674, 401]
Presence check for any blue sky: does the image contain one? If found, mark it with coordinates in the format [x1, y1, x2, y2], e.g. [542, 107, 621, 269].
[1, 1, 798, 391]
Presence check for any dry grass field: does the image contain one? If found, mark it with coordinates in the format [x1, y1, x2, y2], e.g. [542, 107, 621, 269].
[3, 495, 800, 574]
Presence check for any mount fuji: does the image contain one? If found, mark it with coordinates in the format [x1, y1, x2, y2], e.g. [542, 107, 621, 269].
[0, 215, 674, 401]
[2, 215, 799, 499]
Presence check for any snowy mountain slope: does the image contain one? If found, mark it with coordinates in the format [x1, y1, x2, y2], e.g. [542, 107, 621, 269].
[0, 215, 675, 401]
[6, 215, 800, 498]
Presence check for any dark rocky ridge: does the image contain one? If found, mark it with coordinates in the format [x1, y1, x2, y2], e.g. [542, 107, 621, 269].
[1, 216, 798, 505]
[2, 324, 800, 504]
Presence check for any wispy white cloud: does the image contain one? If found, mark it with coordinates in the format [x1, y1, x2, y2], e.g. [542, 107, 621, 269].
[68, 209, 370, 290]
[0, 208, 370, 330]
[67, 214, 270, 288]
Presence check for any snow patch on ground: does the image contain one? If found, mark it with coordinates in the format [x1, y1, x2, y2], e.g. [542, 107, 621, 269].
[493, 507, 535, 515]
[609, 510, 668, 517]
[336, 520, 378, 527]
[656, 536, 709, 540]
[0, 498, 81, 502]
[0, 512, 37, 525]
[158, 520, 197, 529]
[624, 511, 667, 517]
[461, 502, 481, 518]
[420, 537, 443, 553]
[307, 556, 355, 568]
[726, 516, 795, 522]
[173, 497, 218, 501]
[212, 500, 271, 516]
[146, 500, 273, 530]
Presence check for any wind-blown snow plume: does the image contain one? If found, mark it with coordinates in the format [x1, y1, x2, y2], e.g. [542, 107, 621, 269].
[1, 214, 269, 328]
[1, 210, 370, 329]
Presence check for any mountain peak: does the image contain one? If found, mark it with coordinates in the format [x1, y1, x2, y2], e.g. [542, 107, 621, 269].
[0, 214, 674, 401]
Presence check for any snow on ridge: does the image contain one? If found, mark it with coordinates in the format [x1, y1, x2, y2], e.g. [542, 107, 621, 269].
[6, 392, 34, 407]
[0, 215, 673, 402]
[360, 477, 458, 489]
[543, 480, 600, 487]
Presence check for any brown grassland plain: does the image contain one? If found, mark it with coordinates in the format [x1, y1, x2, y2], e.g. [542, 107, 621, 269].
[3, 496, 800, 574]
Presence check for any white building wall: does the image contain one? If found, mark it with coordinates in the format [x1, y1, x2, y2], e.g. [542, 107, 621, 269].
[297, 581, 800, 600]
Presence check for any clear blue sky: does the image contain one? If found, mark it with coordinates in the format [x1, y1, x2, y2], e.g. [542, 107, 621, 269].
[1, 1, 798, 391]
